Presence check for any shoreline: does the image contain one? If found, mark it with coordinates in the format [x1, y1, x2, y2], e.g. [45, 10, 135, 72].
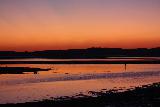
[0, 60, 160, 64]
[3, 82, 160, 107]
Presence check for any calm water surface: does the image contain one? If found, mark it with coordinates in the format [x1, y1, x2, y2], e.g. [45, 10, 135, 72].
[0, 58, 160, 104]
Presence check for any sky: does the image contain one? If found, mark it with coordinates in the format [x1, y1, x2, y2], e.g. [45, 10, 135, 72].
[0, 0, 160, 51]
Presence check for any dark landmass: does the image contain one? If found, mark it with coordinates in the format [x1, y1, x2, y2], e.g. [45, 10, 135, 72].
[3, 82, 160, 107]
[0, 67, 51, 74]
[0, 47, 160, 59]
[0, 60, 160, 64]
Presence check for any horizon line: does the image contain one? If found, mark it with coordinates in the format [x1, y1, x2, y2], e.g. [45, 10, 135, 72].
[0, 46, 160, 52]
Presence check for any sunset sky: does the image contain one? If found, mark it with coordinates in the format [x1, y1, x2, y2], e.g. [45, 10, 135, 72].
[0, 0, 160, 51]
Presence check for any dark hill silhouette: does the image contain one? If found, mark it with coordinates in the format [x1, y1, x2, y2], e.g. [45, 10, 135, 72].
[0, 47, 160, 59]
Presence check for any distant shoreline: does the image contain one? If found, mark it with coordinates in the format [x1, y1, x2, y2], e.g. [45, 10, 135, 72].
[0, 60, 160, 64]
[1, 47, 160, 59]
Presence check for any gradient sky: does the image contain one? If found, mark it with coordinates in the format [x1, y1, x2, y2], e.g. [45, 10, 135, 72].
[0, 0, 160, 51]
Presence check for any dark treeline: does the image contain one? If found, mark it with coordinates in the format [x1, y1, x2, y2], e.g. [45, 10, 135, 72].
[0, 47, 160, 59]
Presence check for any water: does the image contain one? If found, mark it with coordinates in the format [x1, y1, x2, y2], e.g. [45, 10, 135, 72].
[0, 58, 160, 104]
[0, 57, 160, 61]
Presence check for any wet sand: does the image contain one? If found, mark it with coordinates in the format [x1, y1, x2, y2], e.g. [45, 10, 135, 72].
[3, 82, 160, 107]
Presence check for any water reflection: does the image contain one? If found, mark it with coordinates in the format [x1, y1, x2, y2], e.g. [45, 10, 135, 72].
[0, 64, 160, 104]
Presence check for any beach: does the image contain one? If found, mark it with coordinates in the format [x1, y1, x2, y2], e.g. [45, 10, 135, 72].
[3, 82, 160, 107]
[0, 58, 160, 106]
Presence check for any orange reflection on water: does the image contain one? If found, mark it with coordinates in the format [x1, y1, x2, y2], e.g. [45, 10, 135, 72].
[1, 64, 160, 104]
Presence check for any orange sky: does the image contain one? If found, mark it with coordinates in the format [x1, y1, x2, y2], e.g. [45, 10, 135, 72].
[0, 0, 160, 51]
